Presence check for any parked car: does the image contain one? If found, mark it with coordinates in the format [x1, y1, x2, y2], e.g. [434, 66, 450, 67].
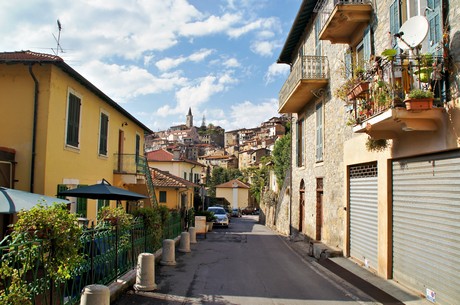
[231, 208, 242, 217]
[207, 206, 229, 228]
[242, 206, 256, 215]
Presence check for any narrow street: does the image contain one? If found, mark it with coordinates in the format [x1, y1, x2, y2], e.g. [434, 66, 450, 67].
[113, 216, 376, 305]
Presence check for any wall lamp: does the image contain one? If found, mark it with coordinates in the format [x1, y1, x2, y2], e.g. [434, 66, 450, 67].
[121, 122, 128, 127]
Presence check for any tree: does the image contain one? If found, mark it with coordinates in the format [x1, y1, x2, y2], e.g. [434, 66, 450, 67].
[207, 167, 243, 197]
[272, 132, 291, 190]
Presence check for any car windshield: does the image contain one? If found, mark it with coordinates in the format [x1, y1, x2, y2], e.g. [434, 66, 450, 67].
[208, 208, 226, 215]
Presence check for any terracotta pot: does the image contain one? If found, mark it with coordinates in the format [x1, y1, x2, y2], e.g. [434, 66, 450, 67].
[404, 98, 433, 110]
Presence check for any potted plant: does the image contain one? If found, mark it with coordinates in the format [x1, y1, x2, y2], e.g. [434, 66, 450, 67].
[365, 136, 389, 152]
[404, 89, 434, 110]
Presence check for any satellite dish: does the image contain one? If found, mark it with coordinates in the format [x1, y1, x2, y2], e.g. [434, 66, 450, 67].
[396, 16, 429, 50]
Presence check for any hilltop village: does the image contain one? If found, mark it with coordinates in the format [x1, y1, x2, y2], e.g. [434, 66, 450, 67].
[144, 108, 289, 184]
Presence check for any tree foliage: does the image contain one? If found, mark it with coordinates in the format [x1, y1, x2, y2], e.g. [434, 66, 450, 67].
[207, 167, 243, 197]
[272, 132, 291, 190]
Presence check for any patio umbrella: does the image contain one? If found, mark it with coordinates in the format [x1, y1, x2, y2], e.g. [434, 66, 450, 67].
[57, 178, 147, 201]
[0, 187, 70, 214]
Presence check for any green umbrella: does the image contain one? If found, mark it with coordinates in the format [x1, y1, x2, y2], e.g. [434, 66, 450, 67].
[0, 187, 70, 214]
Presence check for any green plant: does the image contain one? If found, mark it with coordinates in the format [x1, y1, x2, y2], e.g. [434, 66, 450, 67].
[133, 207, 162, 249]
[408, 89, 434, 99]
[381, 49, 397, 61]
[97, 206, 133, 230]
[12, 203, 83, 282]
[195, 210, 216, 222]
[365, 137, 389, 152]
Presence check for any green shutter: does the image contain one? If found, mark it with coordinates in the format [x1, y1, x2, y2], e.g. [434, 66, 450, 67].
[389, 0, 401, 50]
[66, 93, 81, 147]
[427, 0, 442, 55]
[316, 102, 323, 162]
[76, 184, 87, 217]
[56, 184, 68, 200]
[345, 51, 353, 79]
[363, 25, 372, 69]
[97, 199, 109, 211]
[99, 113, 108, 155]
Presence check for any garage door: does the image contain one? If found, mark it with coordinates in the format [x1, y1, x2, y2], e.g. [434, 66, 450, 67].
[349, 162, 378, 270]
[393, 151, 460, 305]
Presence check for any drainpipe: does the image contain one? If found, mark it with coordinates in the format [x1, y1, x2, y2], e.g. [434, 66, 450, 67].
[28, 64, 39, 193]
[289, 113, 293, 237]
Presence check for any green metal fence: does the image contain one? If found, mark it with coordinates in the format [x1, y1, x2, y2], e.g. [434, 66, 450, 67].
[0, 214, 183, 305]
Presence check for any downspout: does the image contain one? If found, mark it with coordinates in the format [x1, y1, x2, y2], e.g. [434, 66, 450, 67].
[28, 64, 39, 193]
[289, 113, 293, 237]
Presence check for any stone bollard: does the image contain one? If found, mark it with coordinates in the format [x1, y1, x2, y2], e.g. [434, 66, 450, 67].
[189, 227, 197, 244]
[134, 253, 157, 291]
[160, 239, 176, 266]
[178, 231, 191, 253]
[80, 284, 109, 305]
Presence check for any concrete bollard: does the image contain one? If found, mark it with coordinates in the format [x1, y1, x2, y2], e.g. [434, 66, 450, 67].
[160, 239, 176, 266]
[134, 253, 157, 291]
[178, 231, 191, 253]
[189, 227, 197, 244]
[80, 284, 110, 305]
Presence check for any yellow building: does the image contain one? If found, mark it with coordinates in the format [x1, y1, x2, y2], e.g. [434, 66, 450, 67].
[150, 168, 198, 210]
[146, 149, 204, 184]
[215, 179, 251, 209]
[0, 51, 153, 224]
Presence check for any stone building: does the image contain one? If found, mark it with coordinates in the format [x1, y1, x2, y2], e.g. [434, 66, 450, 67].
[275, 0, 459, 303]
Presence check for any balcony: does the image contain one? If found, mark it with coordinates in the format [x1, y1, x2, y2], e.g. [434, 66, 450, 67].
[316, 0, 373, 44]
[347, 54, 446, 139]
[278, 55, 329, 114]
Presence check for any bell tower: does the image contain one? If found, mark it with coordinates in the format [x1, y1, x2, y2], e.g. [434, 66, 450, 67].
[186, 107, 193, 128]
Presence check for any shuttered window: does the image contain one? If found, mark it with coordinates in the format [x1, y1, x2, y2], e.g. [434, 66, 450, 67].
[76, 184, 87, 217]
[66, 93, 81, 147]
[362, 25, 373, 69]
[389, 0, 401, 50]
[97, 199, 109, 211]
[99, 113, 109, 156]
[297, 118, 304, 167]
[316, 102, 323, 162]
[427, 0, 442, 55]
[159, 191, 167, 203]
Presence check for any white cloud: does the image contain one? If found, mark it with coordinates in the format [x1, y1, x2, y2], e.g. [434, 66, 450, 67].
[223, 58, 240, 68]
[76, 60, 187, 102]
[179, 13, 241, 37]
[265, 62, 290, 84]
[227, 99, 279, 130]
[155, 49, 214, 71]
[250, 40, 276, 57]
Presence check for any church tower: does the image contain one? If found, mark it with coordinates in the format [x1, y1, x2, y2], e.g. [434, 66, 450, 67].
[186, 107, 193, 128]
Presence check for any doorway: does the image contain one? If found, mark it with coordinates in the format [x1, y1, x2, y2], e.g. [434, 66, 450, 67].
[316, 178, 323, 241]
[299, 180, 305, 233]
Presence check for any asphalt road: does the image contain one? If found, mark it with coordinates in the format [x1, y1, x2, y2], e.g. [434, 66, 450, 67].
[113, 216, 376, 305]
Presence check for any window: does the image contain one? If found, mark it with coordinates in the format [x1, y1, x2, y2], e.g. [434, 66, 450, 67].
[159, 191, 167, 203]
[99, 112, 109, 156]
[183, 172, 187, 180]
[97, 199, 109, 211]
[66, 92, 81, 147]
[194, 173, 200, 184]
[427, 0, 442, 54]
[297, 118, 304, 167]
[77, 197, 87, 217]
[316, 102, 323, 162]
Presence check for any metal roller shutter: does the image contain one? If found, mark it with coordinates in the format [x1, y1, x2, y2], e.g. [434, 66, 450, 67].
[349, 163, 378, 270]
[392, 151, 460, 305]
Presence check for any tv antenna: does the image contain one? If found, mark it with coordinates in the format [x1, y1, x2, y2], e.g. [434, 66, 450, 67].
[52, 19, 64, 56]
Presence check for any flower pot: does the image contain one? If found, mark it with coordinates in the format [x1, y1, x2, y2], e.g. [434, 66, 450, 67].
[404, 98, 433, 110]
[348, 82, 370, 100]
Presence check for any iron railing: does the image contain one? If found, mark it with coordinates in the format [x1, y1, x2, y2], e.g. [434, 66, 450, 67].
[0, 214, 183, 305]
[279, 55, 329, 109]
[113, 154, 158, 206]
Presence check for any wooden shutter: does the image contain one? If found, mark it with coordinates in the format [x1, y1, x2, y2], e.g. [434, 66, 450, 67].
[345, 51, 352, 79]
[389, 0, 401, 50]
[316, 102, 323, 162]
[427, 0, 442, 55]
[99, 113, 108, 155]
[363, 25, 372, 70]
[66, 93, 81, 147]
[76, 184, 87, 217]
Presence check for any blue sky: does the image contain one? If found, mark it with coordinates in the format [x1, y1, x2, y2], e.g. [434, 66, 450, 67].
[0, 0, 299, 131]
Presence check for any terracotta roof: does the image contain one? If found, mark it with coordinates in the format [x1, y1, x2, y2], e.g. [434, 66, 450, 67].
[0, 50, 63, 62]
[146, 148, 204, 167]
[150, 168, 199, 188]
[0, 51, 152, 133]
[215, 179, 250, 189]
[146, 149, 174, 161]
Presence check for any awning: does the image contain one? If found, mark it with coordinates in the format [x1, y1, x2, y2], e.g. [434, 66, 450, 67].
[0, 187, 70, 214]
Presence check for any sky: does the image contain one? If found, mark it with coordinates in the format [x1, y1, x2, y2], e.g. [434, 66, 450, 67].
[0, 0, 300, 132]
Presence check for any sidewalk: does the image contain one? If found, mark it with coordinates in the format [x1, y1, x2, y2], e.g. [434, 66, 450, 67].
[283, 236, 432, 305]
